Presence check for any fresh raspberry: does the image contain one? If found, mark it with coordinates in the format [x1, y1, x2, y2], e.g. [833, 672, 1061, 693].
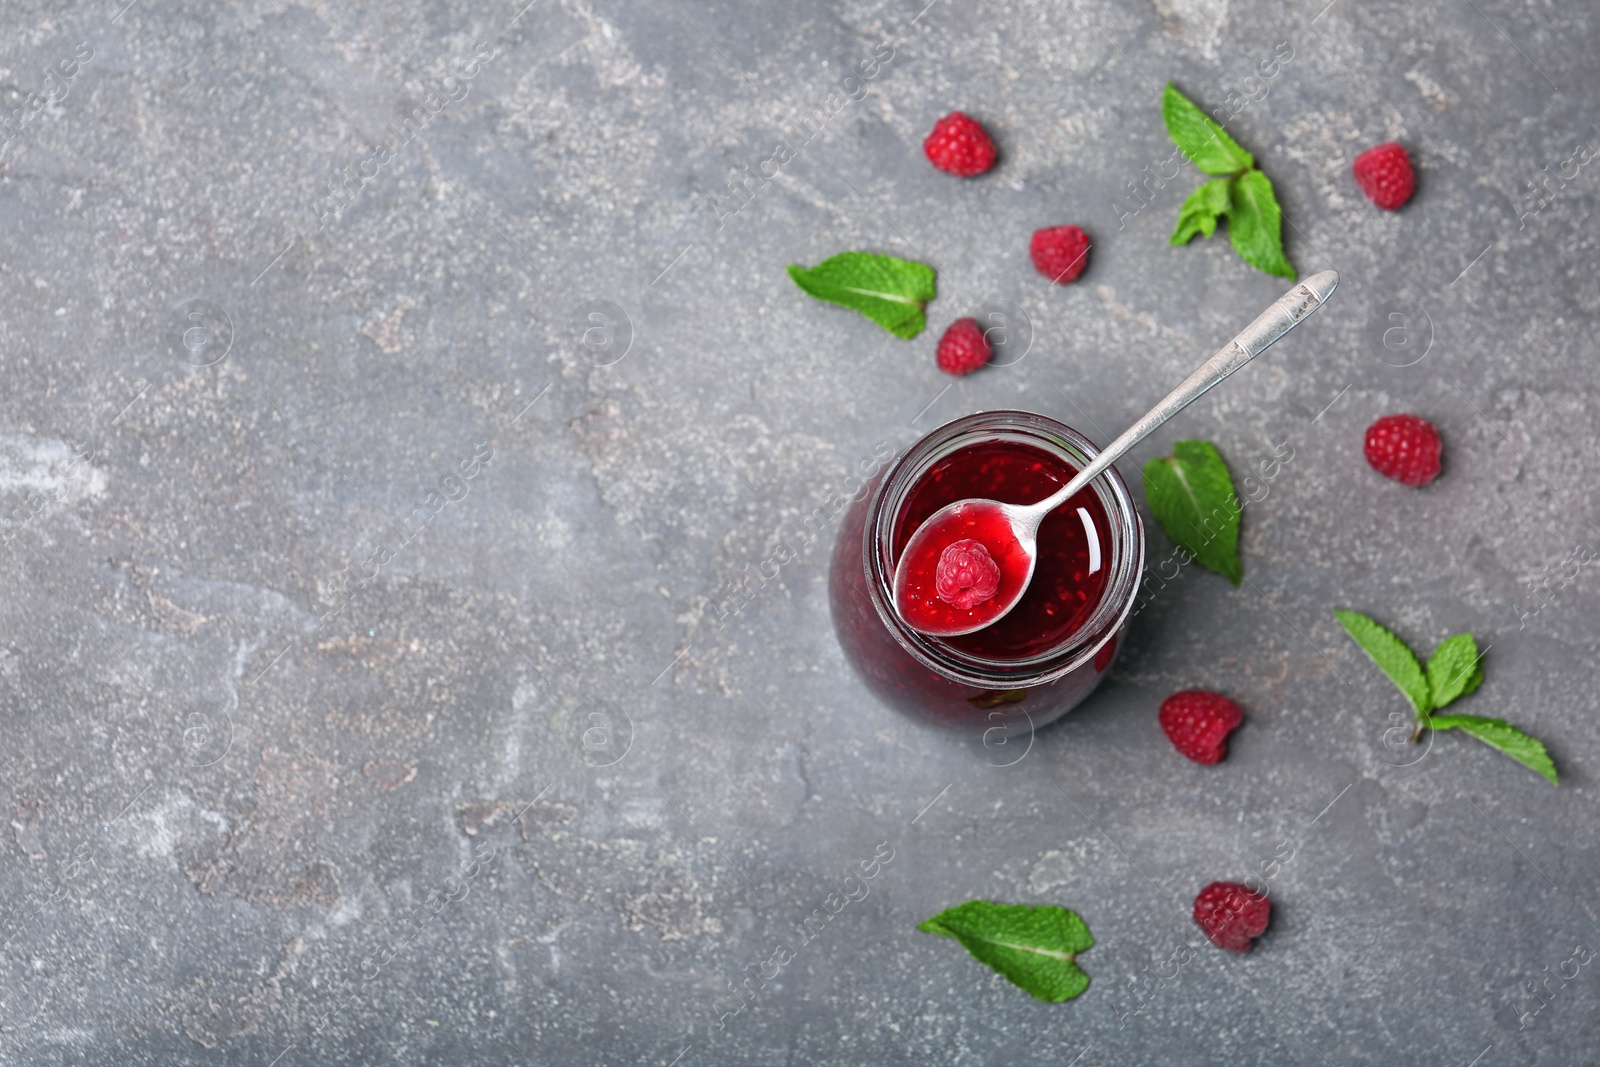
[935, 317, 992, 376]
[935, 539, 1001, 609]
[1352, 142, 1415, 210]
[1159, 690, 1243, 765]
[923, 112, 996, 177]
[1364, 414, 1442, 486]
[1194, 881, 1271, 953]
[1030, 225, 1091, 284]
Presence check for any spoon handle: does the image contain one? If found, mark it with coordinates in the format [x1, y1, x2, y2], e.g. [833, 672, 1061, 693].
[1025, 269, 1340, 524]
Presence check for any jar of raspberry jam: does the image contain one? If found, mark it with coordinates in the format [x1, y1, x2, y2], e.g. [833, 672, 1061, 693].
[829, 411, 1144, 732]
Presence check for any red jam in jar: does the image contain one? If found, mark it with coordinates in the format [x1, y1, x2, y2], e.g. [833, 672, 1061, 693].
[829, 412, 1143, 733]
[891, 441, 1111, 652]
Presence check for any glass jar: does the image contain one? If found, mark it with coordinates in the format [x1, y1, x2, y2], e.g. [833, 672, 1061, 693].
[829, 411, 1143, 733]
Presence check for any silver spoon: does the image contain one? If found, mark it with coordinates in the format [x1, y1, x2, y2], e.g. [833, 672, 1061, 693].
[894, 270, 1340, 637]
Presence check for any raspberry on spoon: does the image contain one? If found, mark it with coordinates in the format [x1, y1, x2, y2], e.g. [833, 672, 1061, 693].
[934, 539, 1002, 610]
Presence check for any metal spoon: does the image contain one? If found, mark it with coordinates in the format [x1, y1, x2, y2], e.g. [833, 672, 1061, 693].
[894, 270, 1340, 637]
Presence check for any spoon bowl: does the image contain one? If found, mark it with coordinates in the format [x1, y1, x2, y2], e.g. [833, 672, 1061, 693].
[891, 497, 1042, 637]
[892, 270, 1340, 638]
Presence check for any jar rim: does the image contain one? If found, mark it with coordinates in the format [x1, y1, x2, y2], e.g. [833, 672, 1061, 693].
[861, 410, 1144, 688]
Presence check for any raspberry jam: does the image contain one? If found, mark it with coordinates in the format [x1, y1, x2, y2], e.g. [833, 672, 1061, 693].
[829, 412, 1142, 732]
[891, 444, 1110, 649]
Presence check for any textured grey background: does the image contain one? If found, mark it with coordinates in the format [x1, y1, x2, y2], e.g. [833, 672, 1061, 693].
[1, 0, 1596, 1063]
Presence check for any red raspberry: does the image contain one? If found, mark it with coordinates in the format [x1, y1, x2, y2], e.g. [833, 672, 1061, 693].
[1030, 225, 1091, 284]
[935, 539, 1001, 609]
[1194, 881, 1271, 953]
[1352, 142, 1415, 210]
[1364, 414, 1441, 486]
[935, 317, 992, 376]
[1159, 690, 1243, 765]
[923, 112, 996, 177]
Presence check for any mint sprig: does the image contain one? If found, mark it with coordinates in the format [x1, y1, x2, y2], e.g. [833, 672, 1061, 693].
[1334, 610, 1557, 784]
[917, 901, 1094, 1002]
[1162, 84, 1295, 280]
[1142, 440, 1242, 585]
[787, 251, 937, 339]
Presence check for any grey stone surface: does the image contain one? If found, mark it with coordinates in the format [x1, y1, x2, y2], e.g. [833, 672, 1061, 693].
[0, 0, 1596, 1062]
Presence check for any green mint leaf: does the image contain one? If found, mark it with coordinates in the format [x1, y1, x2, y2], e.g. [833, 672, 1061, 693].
[1161, 83, 1254, 176]
[1142, 440, 1242, 585]
[917, 901, 1093, 1003]
[787, 251, 936, 339]
[1333, 610, 1431, 716]
[1429, 715, 1558, 785]
[1226, 169, 1296, 279]
[1171, 178, 1233, 246]
[1426, 633, 1486, 709]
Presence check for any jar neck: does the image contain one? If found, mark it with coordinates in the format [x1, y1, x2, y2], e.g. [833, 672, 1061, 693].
[862, 411, 1143, 687]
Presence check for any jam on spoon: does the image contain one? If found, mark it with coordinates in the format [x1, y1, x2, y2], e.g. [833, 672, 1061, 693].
[890, 440, 1110, 652]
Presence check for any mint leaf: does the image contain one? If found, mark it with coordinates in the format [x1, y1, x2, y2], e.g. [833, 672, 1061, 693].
[917, 901, 1093, 1002]
[787, 252, 936, 339]
[1161, 84, 1253, 176]
[1142, 440, 1242, 585]
[1426, 633, 1485, 709]
[1171, 178, 1233, 246]
[1334, 610, 1431, 715]
[1226, 170, 1295, 280]
[1429, 715, 1558, 785]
